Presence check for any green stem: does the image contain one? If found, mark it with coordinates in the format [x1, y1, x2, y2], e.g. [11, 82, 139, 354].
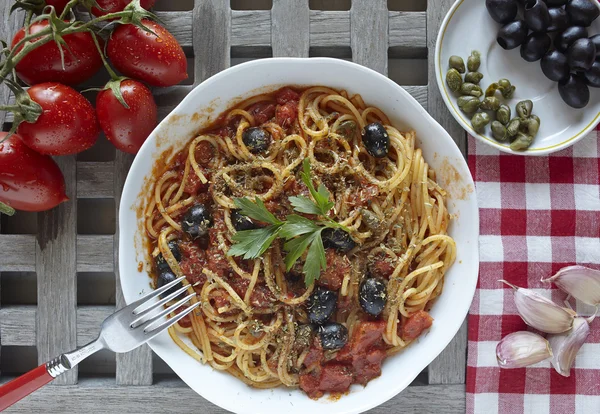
[89, 31, 119, 80]
[0, 202, 16, 217]
[25, 10, 33, 28]
[0, 105, 21, 112]
[59, 0, 81, 20]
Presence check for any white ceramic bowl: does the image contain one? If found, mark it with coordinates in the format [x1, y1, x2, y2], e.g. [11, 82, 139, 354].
[119, 58, 479, 414]
[435, 0, 600, 156]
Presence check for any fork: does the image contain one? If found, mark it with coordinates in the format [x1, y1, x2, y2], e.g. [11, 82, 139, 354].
[0, 276, 198, 411]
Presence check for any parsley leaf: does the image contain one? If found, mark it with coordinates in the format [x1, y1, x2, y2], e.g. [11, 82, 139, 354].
[280, 214, 320, 239]
[283, 231, 317, 271]
[233, 197, 282, 225]
[302, 231, 326, 287]
[300, 158, 334, 215]
[288, 195, 322, 215]
[228, 225, 282, 260]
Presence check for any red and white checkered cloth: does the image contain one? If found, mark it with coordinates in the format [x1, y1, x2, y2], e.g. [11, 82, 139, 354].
[466, 127, 600, 414]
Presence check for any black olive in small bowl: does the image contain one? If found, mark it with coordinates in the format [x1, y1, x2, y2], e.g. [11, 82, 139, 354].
[359, 278, 387, 317]
[524, 0, 551, 32]
[558, 75, 590, 108]
[566, 0, 600, 27]
[157, 269, 184, 299]
[322, 228, 356, 253]
[497, 20, 529, 50]
[547, 7, 570, 32]
[583, 60, 600, 87]
[318, 322, 348, 350]
[568, 38, 597, 71]
[242, 127, 271, 153]
[182, 204, 213, 239]
[541, 50, 570, 81]
[362, 122, 390, 158]
[591, 35, 600, 56]
[156, 240, 182, 272]
[555, 26, 588, 52]
[545, 0, 568, 6]
[486, 0, 519, 24]
[521, 33, 552, 62]
[307, 287, 337, 325]
[230, 209, 258, 231]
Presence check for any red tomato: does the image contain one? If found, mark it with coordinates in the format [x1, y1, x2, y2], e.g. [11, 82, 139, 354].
[0, 133, 68, 212]
[18, 83, 99, 155]
[45, 0, 71, 14]
[107, 19, 188, 87]
[96, 79, 158, 154]
[91, 0, 155, 16]
[11, 21, 103, 86]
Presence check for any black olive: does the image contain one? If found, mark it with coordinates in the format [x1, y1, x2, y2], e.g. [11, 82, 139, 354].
[307, 287, 337, 325]
[156, 240, 182, 272]
[525, 0, 551, 32]
[318, 323, 348, 350]
[497, 20, 529, 50]
[362, 122, 390, 158]
[583, 60, 600, 87]
[591, 35, 600, 56]
[547, 7, 570, 32]
[157, 270, 183, 299]
[545, 0, 567, 6]
[555, 26, 588, 52]
[566, 0, 600, 26]
[520, 33, 552, 62]
[541, 50, 570, 81]
[242, 127, 271, 153]
[181, 204, 213, 239]
[231, 209, 258, 231]
[322, 228, 356, 253]
[568, 38, 597, 71]
[558, 74, 590, 108]
[486, 0, 519, 24]
[359, 278, 387, 317]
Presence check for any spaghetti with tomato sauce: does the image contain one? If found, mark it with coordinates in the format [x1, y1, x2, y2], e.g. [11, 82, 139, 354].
[145, 86, 456, 398]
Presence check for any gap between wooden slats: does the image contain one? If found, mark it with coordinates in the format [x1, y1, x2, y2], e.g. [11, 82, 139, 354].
[426, 0, 468, 385]
[0, 377, 465, 414]
[36, 156, 78, 385]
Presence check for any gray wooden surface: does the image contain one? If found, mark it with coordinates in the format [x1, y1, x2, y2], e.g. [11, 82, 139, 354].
[0, 0, 468, 412]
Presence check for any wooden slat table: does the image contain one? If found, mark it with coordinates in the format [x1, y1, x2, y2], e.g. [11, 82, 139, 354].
[0, 0, 468, 412]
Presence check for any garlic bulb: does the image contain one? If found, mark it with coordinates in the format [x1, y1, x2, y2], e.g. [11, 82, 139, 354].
[542, 266, 600, 306]
[497, 331, 552, 368]
[547, 317, 590, 377]
[501, 280, 575, 334]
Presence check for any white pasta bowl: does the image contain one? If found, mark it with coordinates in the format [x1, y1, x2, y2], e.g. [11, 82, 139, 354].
[119, 58, 479, 414]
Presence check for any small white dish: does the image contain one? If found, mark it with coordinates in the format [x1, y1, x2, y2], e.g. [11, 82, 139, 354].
[119, 58, 479, 414]
[436, 0, 600, 156]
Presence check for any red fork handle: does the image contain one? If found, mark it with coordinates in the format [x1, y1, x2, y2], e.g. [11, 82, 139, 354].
[0, 364, 54, 411]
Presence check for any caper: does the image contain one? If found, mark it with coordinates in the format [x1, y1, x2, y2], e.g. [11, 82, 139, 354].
[507, 118, 521, 137]
[471, 112, 491, 133]
[465, 71, 484, 85]
[446, 69, 463, 92]
[467, 51, 481, 72]
[335, 120, 357, 140]
[361, 209, 381, 230]
[460, 82, 483, 97]
[524, 117, 540, 136]
[496, 104, 511, 125]
[449, 55, 466, 73]
[510, 132, 533, 151]
[457, 96, 481, 113]
[516, 100, 533, 119]
[485, 83, 499, 97]
[481, 96, 500, 111]
[491, 121, 508, 141]
[497, 79, 516, 98]
[530, 114, 540, 125]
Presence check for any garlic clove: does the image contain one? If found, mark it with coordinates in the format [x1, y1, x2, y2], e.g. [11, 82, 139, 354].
[501, 280, 575, 334]
[547, 317, 590, 377]
[542, 265, 600, 306]
[497, 331, 552, 369]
